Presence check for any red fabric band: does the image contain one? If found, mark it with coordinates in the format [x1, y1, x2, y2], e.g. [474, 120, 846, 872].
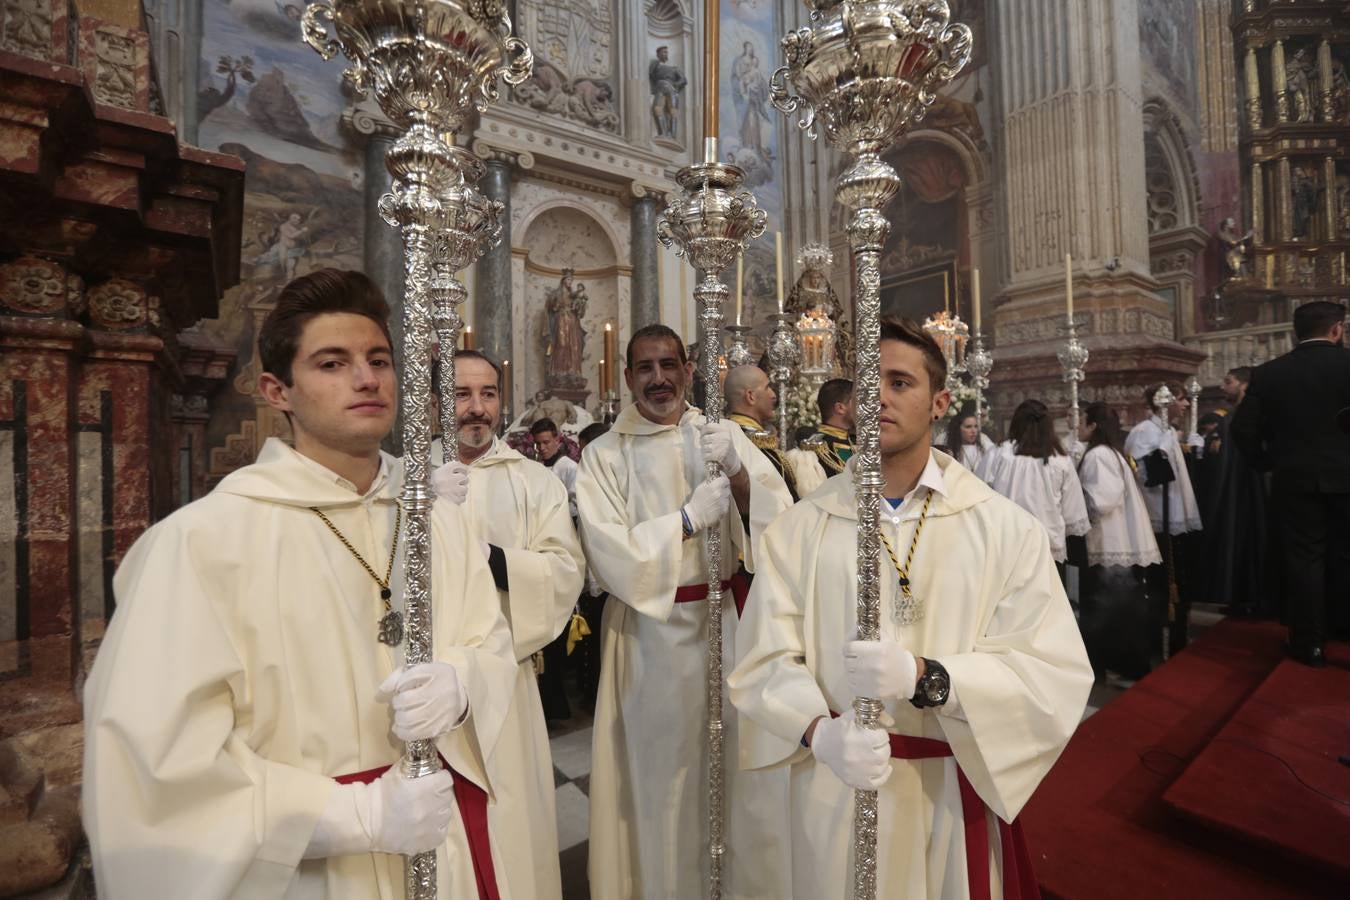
[674, 577, 751, 618]
[333, 754, 501, 900]
[827, 715, 1040, 899]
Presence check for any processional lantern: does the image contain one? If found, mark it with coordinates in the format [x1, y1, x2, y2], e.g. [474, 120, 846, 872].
[302, 2, 531, 897]
[771, 1, 972, 895]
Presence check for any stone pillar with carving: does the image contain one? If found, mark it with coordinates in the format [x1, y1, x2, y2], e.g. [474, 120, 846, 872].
[630, 184, 662, 329]
[472, 144, 521, 366]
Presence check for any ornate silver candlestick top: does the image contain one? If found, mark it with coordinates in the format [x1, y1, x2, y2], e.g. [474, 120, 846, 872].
[1057, 321, 1090, 436]
[772, 3, 971, 897]
[725, 324, 755, 369]
[1185, 374, 1202, 438]
[965, 330, 993, 426]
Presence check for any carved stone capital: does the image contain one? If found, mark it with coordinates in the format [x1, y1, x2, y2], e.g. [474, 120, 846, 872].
[341, 95, 401, 141]
[470, 140, 535, 171]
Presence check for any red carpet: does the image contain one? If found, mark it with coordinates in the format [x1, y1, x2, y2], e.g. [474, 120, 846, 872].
[1021, 620, 1349, 899]
[1162, 660, 1350, 880]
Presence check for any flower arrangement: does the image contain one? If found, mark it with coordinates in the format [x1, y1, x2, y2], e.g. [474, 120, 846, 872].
[944, 378, 982, 419]
[784, 381, 820, 440]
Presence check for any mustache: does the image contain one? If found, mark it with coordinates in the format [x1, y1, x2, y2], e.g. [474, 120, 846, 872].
[459, 414, 494, 427]
[644, 383, 675, 396]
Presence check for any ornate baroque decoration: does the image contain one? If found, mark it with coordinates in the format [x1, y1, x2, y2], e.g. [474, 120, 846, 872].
[0, 256, 72, 316]
[771, 2, 972, 893]
[87, 278, 151, 330]
[2, 0, 55, 58]
[93, 27, 139, 109]
[512, 0, 620, 132]
[303, 3, 529, 896]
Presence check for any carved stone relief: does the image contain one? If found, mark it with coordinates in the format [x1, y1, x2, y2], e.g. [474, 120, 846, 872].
[88, 279, 152, 330]
[0, 256, 74, 316]
[514, 0, 620, 133]
[2, 0, 55, 59]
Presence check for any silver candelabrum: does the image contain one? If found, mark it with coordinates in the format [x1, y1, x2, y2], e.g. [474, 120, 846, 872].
[303, 3, 530, 897]
[768, 312, 801, 450]
[725, 323, 755, 369]
[772, 1, 971, 894]
[965, 330, 994, 428]
[656, 143, 766, 899]
[1057, 318, 1090, 437]
[1185, 374, 1202, 439]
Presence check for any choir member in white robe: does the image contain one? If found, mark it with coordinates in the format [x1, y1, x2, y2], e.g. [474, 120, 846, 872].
[1123, 397, 1204, 536]
[574, 325, 795, 900]
[942, 409, 996, 471]
[730, 317, 1093, 900]
[431, 351, 585, 900]
[82, 271, 518, 900]
[977, 401, 1090, 566]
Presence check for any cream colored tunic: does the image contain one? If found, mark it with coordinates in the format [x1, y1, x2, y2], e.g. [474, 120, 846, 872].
[83, 439, 518, 900]
[457, 437, 585, 900]
[786, 447, 828, 497]
[575, 404, 794, 900]
[729, 452, 1093, 899]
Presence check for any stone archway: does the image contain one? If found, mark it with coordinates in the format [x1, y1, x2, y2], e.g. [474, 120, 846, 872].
[1143, 98, 1208, 338]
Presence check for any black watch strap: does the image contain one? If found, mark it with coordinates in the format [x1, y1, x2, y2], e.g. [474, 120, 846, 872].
[909, 657, 951, 709]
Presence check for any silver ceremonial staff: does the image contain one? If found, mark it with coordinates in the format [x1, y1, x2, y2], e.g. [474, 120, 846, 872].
[771, 2, 971, 896]
[302, 3, 530, 897]
[656, 2, 767, 894]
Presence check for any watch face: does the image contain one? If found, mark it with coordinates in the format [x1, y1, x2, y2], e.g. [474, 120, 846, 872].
[925, 680, 946, 703]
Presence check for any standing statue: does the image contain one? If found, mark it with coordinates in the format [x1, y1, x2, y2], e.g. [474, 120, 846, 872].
[1218, 217, 1253, 280]
[544, 268, 588, 387]
[649, 46, 687, 140]
[1291, 164, 1318, 240]
[786, 244, 854, 375]
[1287, 47, 1316, 124]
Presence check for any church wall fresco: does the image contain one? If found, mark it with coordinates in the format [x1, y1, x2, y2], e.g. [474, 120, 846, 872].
[191, 0, 365, 485]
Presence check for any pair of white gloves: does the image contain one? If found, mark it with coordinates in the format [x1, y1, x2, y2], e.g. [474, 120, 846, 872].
[305, 662, 470, 859]
[682, 421, 743, 533]
[809, 638, 922, 792]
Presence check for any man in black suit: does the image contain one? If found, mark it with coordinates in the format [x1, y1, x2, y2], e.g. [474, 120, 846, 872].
[1231, 301, 1350, 666]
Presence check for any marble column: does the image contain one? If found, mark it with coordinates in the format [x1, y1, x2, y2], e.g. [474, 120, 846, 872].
[630, 186, 661, 329]
[475, 155, 515, 366]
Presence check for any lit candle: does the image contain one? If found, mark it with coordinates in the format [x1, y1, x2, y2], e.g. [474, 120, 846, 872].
[972, 268, 982, 331]
[774, 231, 784, 313]
[462, 324, 475, 351]
[603, 322, 617, 393]
[735, 256, 744, 326]
[943, 271, 950, 314]
[599, 358, 607, 396]
[502, 359, 511, 408]
[1064, 253, 1074, 324]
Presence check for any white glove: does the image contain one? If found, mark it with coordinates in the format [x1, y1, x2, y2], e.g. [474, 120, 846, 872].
[1186, 432, 1205, 452]
[431, 461, 469, 505]
[682, 474, 731, 533]
[304, 766, 456, 858]
[376, 662, 469, 741]
[700, 421, 743, 476]
[843, 638, 918, 702]
[810, 709, 892, 791]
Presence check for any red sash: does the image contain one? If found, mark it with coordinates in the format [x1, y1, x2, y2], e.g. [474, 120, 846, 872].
[673, 574, 751, 617]
[334, 754, 500, 900]
[829, 721, 1041, 900]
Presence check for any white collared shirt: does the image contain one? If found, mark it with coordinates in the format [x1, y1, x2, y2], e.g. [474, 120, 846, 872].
[883, 451, 947, 525]
[291, 448, 391, 500]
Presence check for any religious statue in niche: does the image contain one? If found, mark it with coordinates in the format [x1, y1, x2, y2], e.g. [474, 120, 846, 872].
[1218, 217, 1253, 281]
[544, 268, 589, 389]
[786, 244, 854, 376]
[1286, 47, 1317, 124]
[1290, 163, 1319, 241]
[649, 46, 687, 140]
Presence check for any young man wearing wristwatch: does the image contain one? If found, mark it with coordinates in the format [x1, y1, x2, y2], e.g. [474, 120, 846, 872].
[730, 317, 1093, 899]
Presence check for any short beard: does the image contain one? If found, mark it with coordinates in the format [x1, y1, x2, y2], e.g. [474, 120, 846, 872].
[459, 422, 495, 449]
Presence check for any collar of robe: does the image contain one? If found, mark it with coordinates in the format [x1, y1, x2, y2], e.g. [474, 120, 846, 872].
[466, 436, 526, 469]
[613, 401, 701, 436]
[214, 437, 401, 508]
[808, 449, 992, 522]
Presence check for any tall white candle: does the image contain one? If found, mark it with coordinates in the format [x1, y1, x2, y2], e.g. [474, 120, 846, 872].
[735, 256, 744, 326]
[972, 268, 982, 331]
[1065, 253, 1074, 324]
[774, 231, 784, 313]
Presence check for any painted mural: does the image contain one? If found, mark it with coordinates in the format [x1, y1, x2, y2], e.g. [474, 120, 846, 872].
[191, 0, 365, 483]
[1140, 0, 1198, 111]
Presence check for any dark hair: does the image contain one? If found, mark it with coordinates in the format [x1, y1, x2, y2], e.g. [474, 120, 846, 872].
[435, 349, 502, 390]
[793, 424, 816, 447]
[1226, 365, 1252, 384]
[1082, 402, 1124, 454]
[944, 409, 981, 453]
[880, 316, 948, 392]
[1293, 300, 1347, 341]
[1144, 383, 1172, 413]
[259, 269, 392, 385]
[1009, 399, 1064, 461]
[816, 378, 853, 422]
[626, 324, 687, 368]
[578, 422, 610, 446]
[530, 417, 559, 437]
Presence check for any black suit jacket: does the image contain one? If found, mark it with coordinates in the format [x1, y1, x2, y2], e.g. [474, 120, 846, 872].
[1230, 340, 1350, 493]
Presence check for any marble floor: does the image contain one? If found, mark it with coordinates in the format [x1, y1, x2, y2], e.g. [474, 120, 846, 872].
[544, 602, 1228, 898]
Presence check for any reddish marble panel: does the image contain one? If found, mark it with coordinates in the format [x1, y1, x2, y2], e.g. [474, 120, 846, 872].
[145, 195, 213, 238]
[54, 158, 139, 209]
[0, 116, 42, 173]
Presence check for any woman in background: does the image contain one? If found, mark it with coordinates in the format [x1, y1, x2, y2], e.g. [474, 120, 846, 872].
[942, 406, 995, 470]
[1077, 402, 1163, 677]
[979, 399, 1091, 578]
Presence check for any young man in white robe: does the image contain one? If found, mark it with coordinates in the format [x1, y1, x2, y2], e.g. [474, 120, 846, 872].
[729, 317, 1094, 899]
[574, 324, 795, 899]
[430, 350, 585, 900]
[82, 269, 518, 900]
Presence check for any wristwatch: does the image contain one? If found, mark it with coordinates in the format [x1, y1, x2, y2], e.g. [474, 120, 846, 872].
[909, 657, 950, 709]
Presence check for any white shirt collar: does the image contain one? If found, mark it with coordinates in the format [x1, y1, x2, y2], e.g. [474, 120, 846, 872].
[292, 450, 390, 499]
[884, 450, 947, 522]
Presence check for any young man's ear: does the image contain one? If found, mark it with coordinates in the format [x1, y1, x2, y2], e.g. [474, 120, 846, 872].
[258, 372, 293, 414]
